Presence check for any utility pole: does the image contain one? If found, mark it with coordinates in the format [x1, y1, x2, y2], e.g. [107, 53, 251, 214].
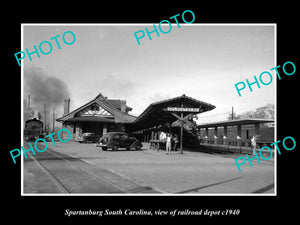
[52, 107, 55, 133]
[231, 106, 234, 120]
[44, 104, 47, 133]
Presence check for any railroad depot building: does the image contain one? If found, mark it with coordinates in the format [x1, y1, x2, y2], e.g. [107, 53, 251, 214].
[129, 94, 216, 152]
[56, 94, 216, 150]
[56, 93, 274, 154]
[56, 93, 136, 140]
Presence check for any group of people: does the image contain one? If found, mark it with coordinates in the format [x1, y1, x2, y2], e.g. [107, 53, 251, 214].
[159, 132, 179, 155]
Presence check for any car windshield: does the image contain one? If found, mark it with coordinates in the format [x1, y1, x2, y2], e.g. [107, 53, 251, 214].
[113, 134, 121, 139]
[122, 134, 129, 139]
[101, 133, 125, 139]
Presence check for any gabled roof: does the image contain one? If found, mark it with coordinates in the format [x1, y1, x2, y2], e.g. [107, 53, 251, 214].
[62, 116, 115, 123]
[56, 93, 136, 124]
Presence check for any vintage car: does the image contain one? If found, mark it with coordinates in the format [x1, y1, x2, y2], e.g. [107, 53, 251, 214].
[96, 132, 143, 151]
[78, 132, 96, 143]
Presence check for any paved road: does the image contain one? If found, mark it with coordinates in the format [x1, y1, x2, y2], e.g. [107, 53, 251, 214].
[23, 142, 160, 194]
[23, 141, 275, 195]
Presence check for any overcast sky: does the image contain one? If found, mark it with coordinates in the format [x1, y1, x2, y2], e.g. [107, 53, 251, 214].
[23, 24, 275, 123]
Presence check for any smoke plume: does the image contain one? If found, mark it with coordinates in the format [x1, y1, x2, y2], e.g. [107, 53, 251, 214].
[24, 66, 70, 107]
[24, 66, 70, 126]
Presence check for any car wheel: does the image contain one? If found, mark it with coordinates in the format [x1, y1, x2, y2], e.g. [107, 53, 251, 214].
[102, 147, 107, 151]
[126, 147, 130, 151]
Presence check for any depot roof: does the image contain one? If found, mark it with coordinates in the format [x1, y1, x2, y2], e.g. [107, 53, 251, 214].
[56, 93, 136, 124]
[62, 116, 115, 123]
[132, 94, 216, 130]
[197, 118, 274, 128]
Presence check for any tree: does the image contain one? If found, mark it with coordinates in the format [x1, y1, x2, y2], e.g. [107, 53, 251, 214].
[238, 104, 274, 119]
[227, 112, 240, 120]
[253, 104, 274, 119]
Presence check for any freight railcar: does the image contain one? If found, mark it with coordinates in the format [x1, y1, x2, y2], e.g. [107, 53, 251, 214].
[24, 118, 44, 141]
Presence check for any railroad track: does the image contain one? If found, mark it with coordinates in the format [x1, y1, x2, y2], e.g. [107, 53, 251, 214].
[23, 142, 160, 194]
[23, 142, 274, 195]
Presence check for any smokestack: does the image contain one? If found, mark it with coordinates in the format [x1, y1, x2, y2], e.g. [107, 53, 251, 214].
[52, 107, 55, 133]
[44, 104, 47, 132]
[64, 98, 70, 115]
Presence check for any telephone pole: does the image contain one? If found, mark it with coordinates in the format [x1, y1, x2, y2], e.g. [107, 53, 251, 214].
[52, 107, 55, 133]
[44, 104, 47, 133]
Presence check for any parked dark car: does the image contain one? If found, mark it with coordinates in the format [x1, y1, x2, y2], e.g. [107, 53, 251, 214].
[79, 132, 96, 143]
[96, 132, 143, 151]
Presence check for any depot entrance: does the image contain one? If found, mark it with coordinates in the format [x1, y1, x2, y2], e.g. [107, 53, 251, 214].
[129, 94, 216, 153]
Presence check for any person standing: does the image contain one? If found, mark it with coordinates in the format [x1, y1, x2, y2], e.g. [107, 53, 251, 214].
[173, 134, 178, 151]
[251, 135, 257, 155]
[166, 133, 172, 155]
[159, 131, 166, 141]
[159, 131, 167, 151]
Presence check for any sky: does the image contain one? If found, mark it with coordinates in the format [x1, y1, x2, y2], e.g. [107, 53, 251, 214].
[22, 24, 275, 123]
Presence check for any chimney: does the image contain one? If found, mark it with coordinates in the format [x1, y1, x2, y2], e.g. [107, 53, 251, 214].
[64, 98, 70, 115]
[120, 100, 126, 113]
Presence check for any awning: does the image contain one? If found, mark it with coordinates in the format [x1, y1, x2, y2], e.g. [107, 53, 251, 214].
[63, 116, 115, 124]
[197, 118, 274, 128]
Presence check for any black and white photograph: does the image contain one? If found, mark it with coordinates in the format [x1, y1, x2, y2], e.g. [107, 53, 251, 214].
[4, 5, 298, 224]
[21, 24, 276, 195]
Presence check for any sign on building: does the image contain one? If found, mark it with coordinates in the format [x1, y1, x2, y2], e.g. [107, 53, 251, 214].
[163, 107, 200, 112]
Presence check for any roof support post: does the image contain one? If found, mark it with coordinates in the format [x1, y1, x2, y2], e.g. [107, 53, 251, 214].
[180, 112, 183, 154]
[170, 111, 194, 154]
[214, 127, 218, 144]
[205, 128, 209, 144]
[143, 130, 146, 142]
[223, 125, 228, 145]
[237, 124, 242, 147]
[103, 123, 107, 135]
[254, 123, 260, 135]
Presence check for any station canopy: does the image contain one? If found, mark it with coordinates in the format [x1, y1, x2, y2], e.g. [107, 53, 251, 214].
[132, 94, 216, 131]
[197, 118, 274, 128]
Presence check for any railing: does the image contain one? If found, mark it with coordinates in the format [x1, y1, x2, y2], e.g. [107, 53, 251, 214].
[200, 138, 252, 146]
[199, 138, 274, 154]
